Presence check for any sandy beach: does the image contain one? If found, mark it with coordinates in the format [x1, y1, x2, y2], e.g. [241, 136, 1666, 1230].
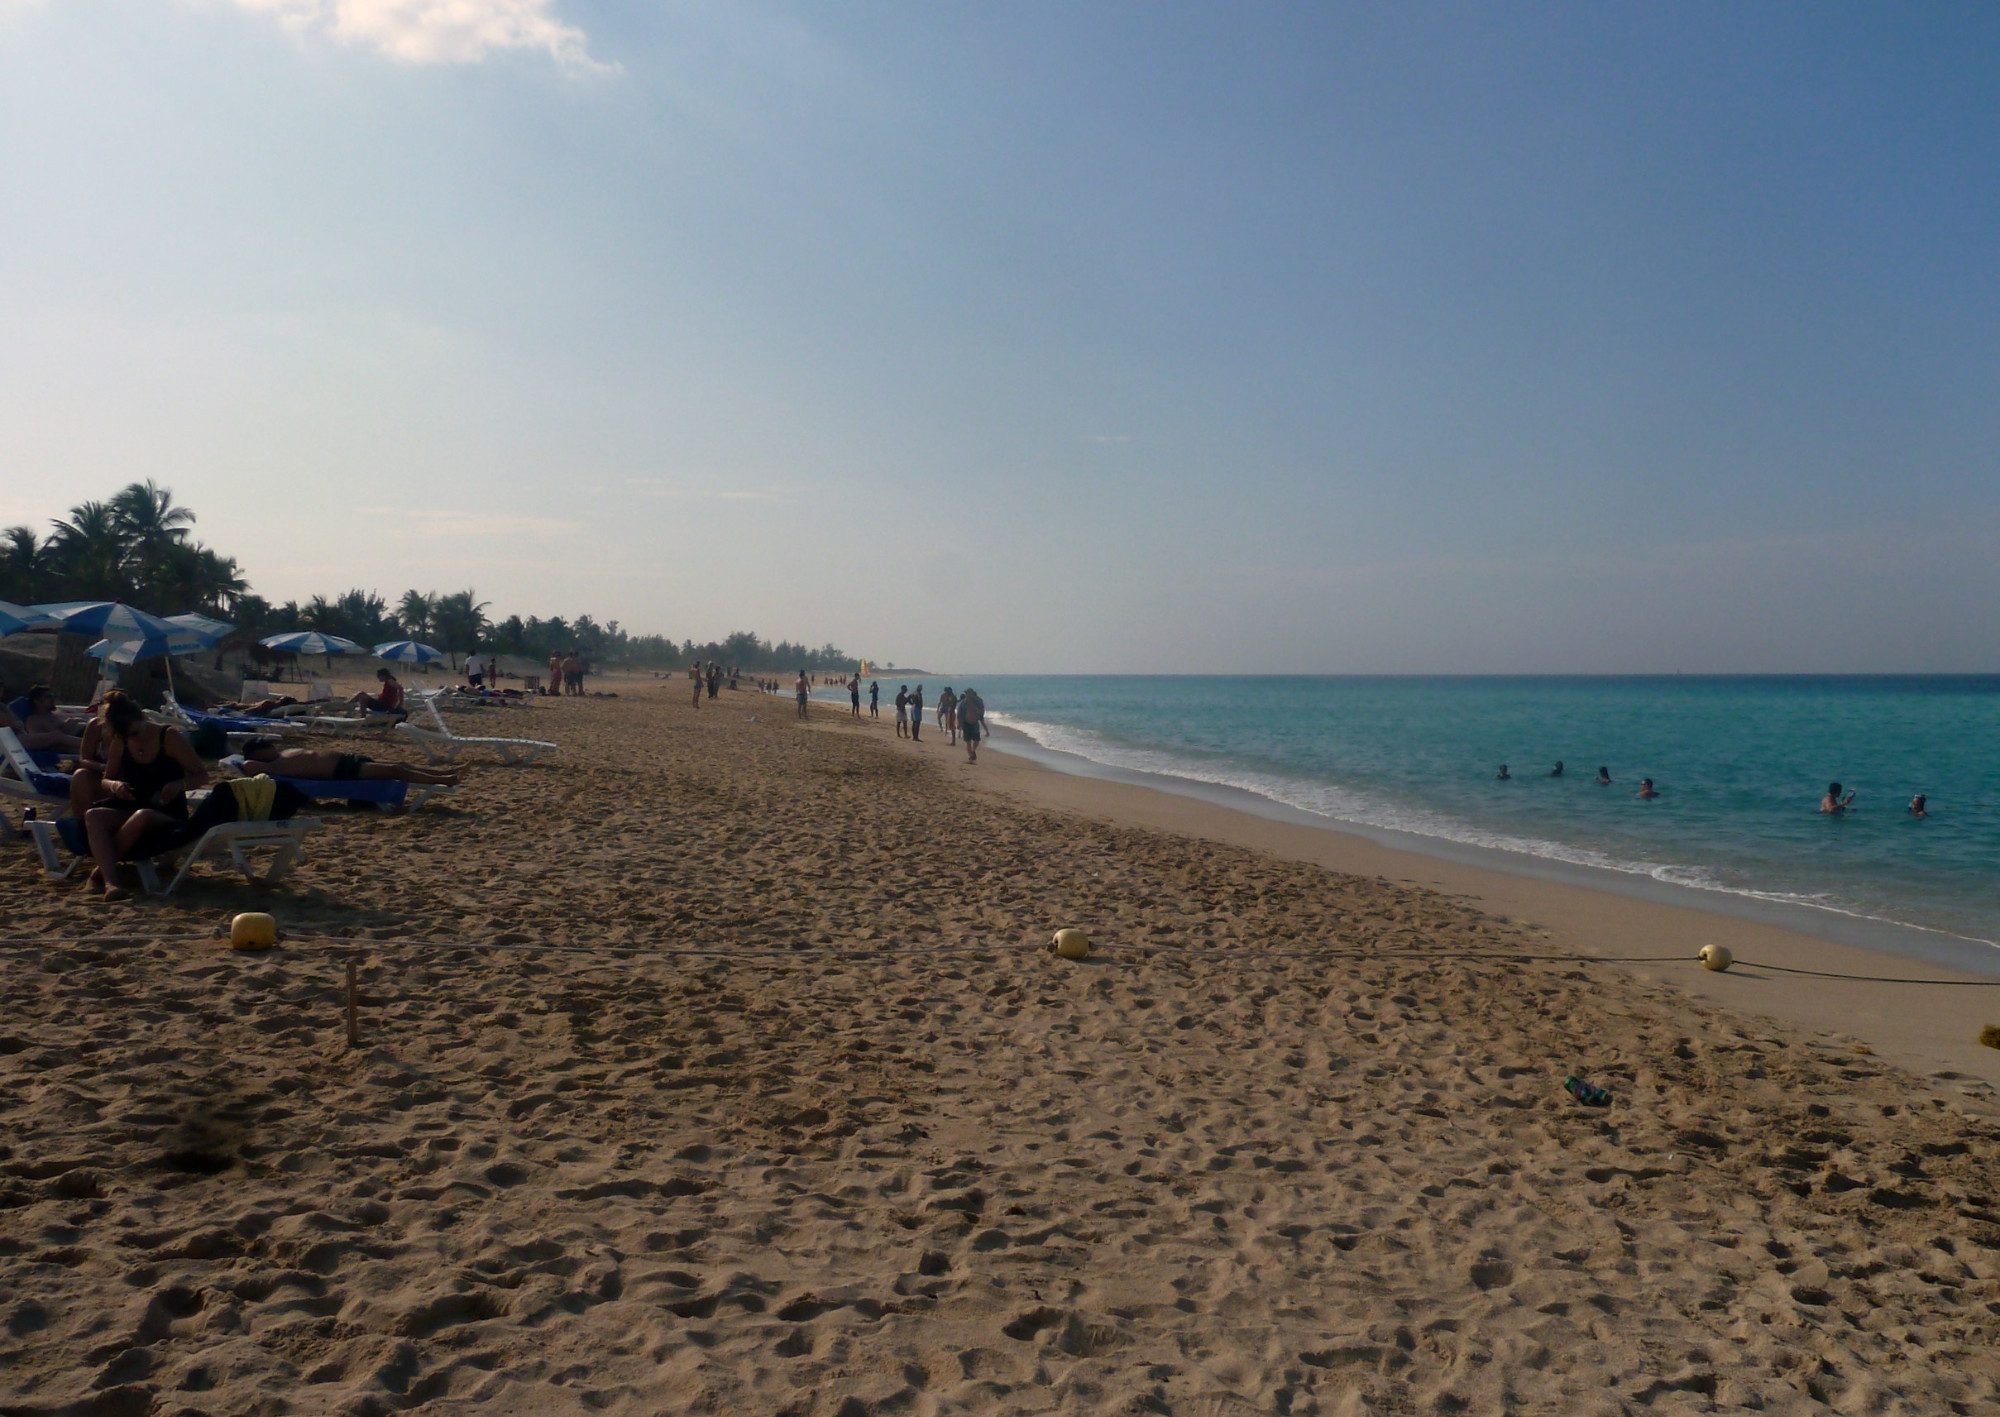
[5, 678, 2000, 1414]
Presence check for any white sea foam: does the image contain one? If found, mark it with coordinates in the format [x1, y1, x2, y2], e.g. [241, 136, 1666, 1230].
[990, 712, 2000, 950]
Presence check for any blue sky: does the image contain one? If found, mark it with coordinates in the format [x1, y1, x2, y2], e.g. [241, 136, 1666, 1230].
[3, 2, 1996, 671]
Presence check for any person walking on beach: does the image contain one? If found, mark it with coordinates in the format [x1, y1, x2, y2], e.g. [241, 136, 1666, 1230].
[691, 662, 704, 710]
[938, 686, 957, 744]
[894, 686, 909, 738]
[849, 674, 861, 718]
[548, 653, 563, 696]
[957, 686, 984, 763]
[1820, 782, 1856, 814]
[869, 681, 880, 719]
[909, 684, 924, 741]
[795, 670, 810, 720]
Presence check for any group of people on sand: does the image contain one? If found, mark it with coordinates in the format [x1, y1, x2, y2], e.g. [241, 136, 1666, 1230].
[545, 651, 588, 696]
[8, 687, 459, 901]
[672, 667, 989, 761]
[688, 660, 741, 707]
[866, 678, 984, 761]
[1494, 759, 1932, 816]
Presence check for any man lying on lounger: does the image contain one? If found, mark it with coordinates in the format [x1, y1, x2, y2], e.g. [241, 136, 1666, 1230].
[4, 684, 84, 753]
[238, 739, 460, 786]
[218, 693, 303, 716]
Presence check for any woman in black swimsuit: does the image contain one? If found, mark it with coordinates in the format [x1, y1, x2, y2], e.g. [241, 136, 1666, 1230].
[84, 691, 209, 900]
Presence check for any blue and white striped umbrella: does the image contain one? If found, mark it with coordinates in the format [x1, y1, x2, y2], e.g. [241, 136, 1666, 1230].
[372, 639, 448, 665]
[0, 600, 60, 636]
[88, 631, 213, 666]
[29, 600, 182, 643]
[164, 612, 235, 647]
[261, 631, 365, 656]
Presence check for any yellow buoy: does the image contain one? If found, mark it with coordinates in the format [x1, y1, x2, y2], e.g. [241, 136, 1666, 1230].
[229, 912, 278, 952]
[1698, 943, 1733, 973]
[1050, 928, 1090, 960]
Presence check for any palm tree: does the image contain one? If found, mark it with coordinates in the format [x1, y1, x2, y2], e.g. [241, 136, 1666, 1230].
[431, 589, 491, 666]
[48, 500, 132, 601]
[396, 589, 437, 640]
[149, 542, 248, 616]
[0, 526, 52, 603]
[111, 480, 196, 563]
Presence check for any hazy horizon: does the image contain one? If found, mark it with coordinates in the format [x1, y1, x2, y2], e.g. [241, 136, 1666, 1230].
[4, 3, 1997, 674]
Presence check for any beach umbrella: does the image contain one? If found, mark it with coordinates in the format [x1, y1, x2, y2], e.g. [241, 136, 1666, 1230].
[260, 631, 365, 656]
[373, 639, 448, 665]
[0, 600, 60, 637]
[30, 600, 183, 643]
[87, 631, 211, 667]
[84, 626, 219, 705]
[164, 612, 235, 647]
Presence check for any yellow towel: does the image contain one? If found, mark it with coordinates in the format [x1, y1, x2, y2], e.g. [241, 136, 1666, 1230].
[227, 776, 279, 822]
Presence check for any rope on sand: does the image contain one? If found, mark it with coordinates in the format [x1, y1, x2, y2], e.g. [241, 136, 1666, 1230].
[0, 932, 1998, 984]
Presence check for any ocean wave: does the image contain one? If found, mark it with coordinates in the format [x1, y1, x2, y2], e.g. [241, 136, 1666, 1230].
[990, 712, 2000, 950]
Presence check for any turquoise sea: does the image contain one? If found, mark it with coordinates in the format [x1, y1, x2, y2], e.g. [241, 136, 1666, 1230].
[912, 676, 2000, 962]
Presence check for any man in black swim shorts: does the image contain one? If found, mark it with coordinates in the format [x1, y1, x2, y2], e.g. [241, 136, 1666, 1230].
[958, 686, 984, 762]
[334, 753, 369, 780]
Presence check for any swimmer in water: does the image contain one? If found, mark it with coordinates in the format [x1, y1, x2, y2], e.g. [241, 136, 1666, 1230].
[1549, 761, 1564, 777]
[1820, 782, 1856, 814]
[1595, 766, 1612, 786]
[1496, 764, 1510, 780]
[1636, 778, 1659, 800]
[1908, 793, 1928, 818]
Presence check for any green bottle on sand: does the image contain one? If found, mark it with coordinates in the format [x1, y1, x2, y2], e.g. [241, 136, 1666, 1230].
[1564, 1075, 1611, 1107]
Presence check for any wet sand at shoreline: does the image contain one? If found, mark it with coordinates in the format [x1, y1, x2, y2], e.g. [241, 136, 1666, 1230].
[3, 677, 1998, 1414]
[968, 728, 2000, 1096]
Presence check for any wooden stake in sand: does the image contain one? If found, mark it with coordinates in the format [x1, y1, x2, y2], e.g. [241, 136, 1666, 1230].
[346, 959, 359, 1050]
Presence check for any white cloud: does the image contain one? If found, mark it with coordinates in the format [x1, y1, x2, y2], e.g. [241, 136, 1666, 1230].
[226, 0, 611, 72]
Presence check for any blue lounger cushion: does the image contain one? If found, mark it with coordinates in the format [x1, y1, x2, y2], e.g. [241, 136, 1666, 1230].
[215, 759, 408, 809]
[179, 705, 297, 733]
[270, 775, 408, 808]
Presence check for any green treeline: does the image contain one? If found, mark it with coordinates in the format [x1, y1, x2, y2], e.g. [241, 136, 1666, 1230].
[1, 482, 859, 671]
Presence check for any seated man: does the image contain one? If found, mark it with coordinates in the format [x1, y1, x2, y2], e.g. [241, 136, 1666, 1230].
[5, 684, 83, 753]
[238, 739, 459, 787]
[344, 668, 406, 716]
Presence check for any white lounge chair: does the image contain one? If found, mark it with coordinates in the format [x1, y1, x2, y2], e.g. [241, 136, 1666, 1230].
[1, 725, 72, 824]
[27, 812, 322, 895]
[395, 695, 557, 766]
[156, 699, 309, 749]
